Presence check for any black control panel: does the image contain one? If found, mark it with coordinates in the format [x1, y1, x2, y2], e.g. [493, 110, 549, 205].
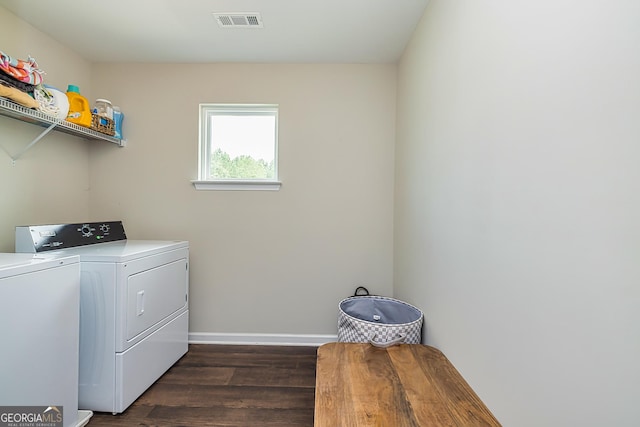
[16, 221, 127, 252]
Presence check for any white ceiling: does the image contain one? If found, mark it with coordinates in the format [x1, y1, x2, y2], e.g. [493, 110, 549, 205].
[0, 0, 430, 63]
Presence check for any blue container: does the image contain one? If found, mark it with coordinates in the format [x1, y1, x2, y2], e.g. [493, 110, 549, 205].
[113, 107, 124, 139]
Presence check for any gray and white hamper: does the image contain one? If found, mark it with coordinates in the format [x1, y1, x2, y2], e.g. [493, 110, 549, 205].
[338, 289, 423, 348]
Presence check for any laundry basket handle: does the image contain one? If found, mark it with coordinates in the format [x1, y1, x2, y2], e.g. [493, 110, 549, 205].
[367, 332, 406, 348]
[353, 286, 370, 296]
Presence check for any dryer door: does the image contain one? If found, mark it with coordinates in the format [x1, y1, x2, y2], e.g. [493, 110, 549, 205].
[121, 253, 188, 349]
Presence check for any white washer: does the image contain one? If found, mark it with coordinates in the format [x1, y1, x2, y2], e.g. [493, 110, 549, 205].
[0, 253, 91, 427]
[16, 221, 189, 414]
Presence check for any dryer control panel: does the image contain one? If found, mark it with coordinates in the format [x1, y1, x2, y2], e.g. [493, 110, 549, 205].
[15, 221, 127, 253]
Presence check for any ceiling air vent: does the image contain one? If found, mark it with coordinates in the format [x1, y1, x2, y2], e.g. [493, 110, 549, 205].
[213, 13, 263, 28]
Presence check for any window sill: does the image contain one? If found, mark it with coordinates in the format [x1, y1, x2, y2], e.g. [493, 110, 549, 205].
[191, 180, 282, 191]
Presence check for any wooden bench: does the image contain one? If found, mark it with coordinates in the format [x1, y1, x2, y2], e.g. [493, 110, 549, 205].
[314, 342, 501, 426]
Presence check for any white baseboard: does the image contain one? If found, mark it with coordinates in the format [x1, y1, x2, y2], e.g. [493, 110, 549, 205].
[188, 332, 337, 347]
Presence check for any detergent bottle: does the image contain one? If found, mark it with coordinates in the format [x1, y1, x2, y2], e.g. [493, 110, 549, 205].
[66, 85, 92, 127]
[112, 106, 124, 139]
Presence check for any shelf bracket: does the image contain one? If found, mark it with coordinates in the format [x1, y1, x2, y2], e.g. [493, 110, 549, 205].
[9, 120, 63, 164]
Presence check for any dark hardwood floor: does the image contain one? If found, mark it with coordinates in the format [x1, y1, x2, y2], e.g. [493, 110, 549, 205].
[86, 344, 317, 427]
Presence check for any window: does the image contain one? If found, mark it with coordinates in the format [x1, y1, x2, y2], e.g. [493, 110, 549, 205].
[193, 104, 280, 190]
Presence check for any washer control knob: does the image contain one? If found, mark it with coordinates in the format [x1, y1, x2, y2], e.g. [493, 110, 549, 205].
[79, 224, 94, 237]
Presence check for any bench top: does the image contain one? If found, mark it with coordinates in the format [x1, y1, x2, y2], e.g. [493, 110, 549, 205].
[314, 342, 501, 427]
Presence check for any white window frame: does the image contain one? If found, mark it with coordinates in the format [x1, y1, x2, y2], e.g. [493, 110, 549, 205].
[192, 103, 281, 191]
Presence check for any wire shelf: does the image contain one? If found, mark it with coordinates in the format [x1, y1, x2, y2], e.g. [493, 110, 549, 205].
[0, 97, 124, 146]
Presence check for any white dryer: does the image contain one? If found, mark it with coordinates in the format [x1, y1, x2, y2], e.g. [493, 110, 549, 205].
[16, 221, 189, 414]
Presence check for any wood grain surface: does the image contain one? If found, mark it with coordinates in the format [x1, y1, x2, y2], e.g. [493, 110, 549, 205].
[314, 343, 501, 427]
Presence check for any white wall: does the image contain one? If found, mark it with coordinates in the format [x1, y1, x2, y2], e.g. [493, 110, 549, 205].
[88, 63, 396, 336]
[395, 1, 640, 426]
[0, 7, 93, 252]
